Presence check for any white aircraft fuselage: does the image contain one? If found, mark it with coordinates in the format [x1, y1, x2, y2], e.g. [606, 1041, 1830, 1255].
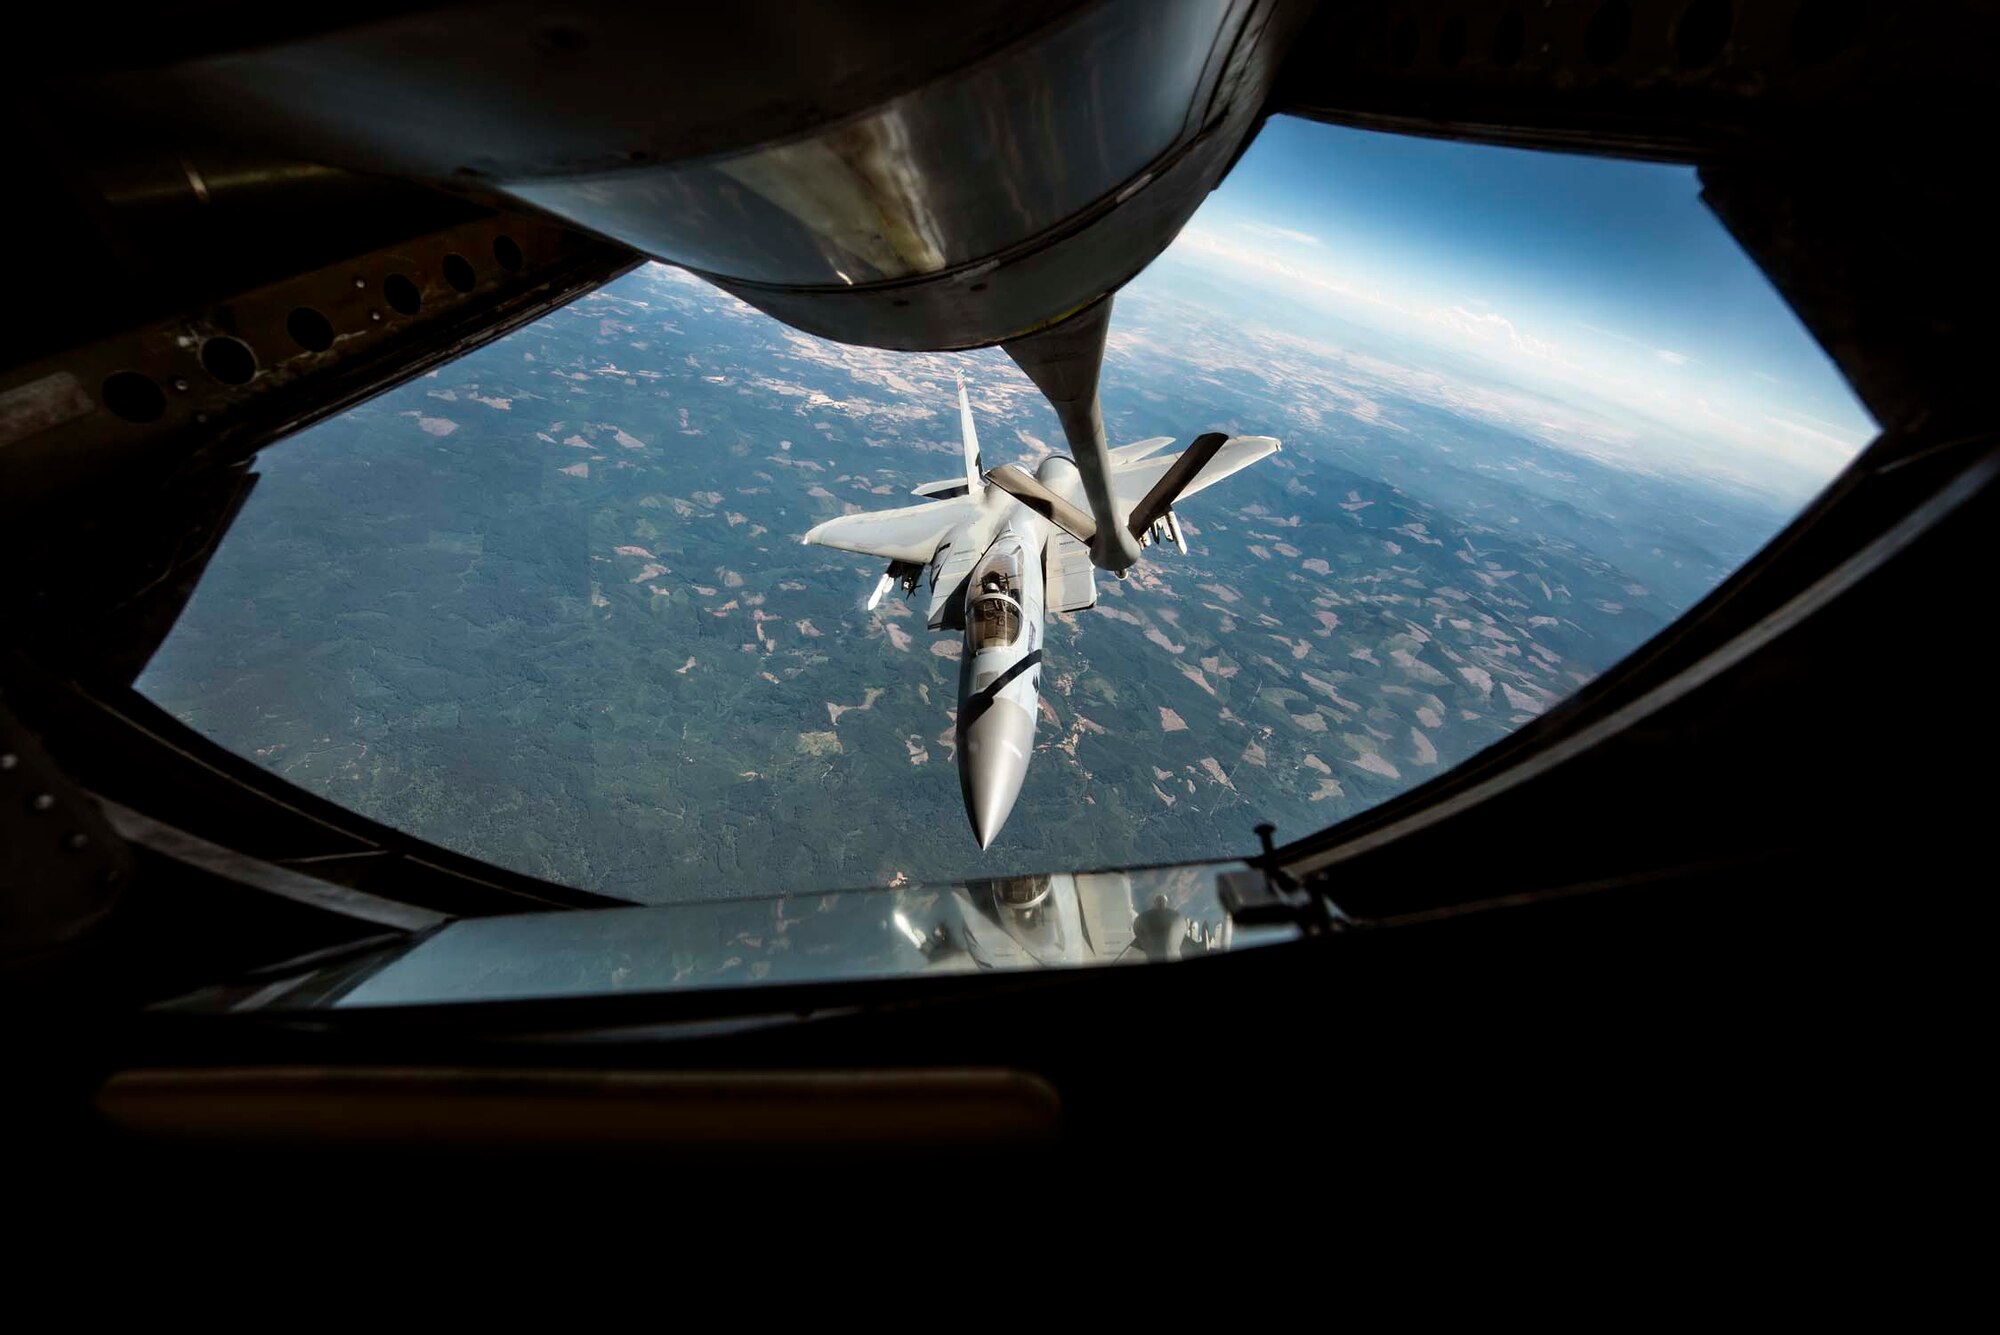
[802, 384, 1280, 848]
[949, 457, 1080, 847]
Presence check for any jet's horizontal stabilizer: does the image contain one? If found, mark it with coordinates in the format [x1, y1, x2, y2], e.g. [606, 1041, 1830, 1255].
[984, 463, 1097, 546]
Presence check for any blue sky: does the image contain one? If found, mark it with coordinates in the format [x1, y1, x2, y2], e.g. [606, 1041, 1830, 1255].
[1147, 115, 1875, 501]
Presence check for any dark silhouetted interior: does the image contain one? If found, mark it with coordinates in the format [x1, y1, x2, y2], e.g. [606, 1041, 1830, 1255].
[2, 2, 1987, 1225]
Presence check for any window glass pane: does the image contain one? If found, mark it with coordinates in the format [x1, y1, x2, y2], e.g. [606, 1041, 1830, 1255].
[137, 117, 1874, 904]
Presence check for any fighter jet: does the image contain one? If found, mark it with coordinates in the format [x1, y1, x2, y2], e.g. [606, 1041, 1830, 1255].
[804, 385, 1280, 847]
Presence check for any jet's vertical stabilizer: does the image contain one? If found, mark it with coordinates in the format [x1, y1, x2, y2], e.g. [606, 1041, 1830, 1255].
[959, 381, 984, 494]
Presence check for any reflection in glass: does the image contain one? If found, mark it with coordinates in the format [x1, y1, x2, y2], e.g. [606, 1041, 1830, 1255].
[162, 862, 1291, 1012]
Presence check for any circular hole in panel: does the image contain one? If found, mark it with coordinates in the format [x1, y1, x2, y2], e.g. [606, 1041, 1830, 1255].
[442, 253, 476, 293]
[493, 235, 524, 272]
[383, 274, 422, 315]
[101, 371, 166, 423]
[287, 306, 335, 352]
[199, 336, 257, 386]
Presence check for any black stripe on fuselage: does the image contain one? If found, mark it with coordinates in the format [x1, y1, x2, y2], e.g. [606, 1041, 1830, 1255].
[957, 649, 1043, 736]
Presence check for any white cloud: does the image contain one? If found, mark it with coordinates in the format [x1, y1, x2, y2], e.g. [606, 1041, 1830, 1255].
[1176, 227, 1564, 363]
[1441, 305, 1562, 361]
[1155, 226, 1875, 501]
[1174, 225, 1402, 315]
[1237, 221, 1321, 246]
[1580, 321, 1695, 368]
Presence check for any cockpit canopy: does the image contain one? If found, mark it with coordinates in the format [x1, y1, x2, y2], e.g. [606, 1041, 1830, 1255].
[970, 593, 1022, 651]
[968, 547, 1025, 652]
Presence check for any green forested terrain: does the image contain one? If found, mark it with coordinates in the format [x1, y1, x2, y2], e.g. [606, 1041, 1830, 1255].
[139, 263, 1793, 902]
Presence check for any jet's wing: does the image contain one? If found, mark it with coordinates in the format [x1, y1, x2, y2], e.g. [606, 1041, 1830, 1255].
[1110, 435, 1281, 527]
[801, 494, 982, 563]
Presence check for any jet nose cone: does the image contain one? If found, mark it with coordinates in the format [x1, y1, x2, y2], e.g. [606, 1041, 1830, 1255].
[959, 699, 1036, 848]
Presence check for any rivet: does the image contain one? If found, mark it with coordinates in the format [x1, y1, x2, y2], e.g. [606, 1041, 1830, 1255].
[65, 832, 89, 851]
[354, 277, 367, 289]
[370, 310, 383, 322]
[31, 792, 55, 811]
[172, 378, 190, 392]
[194, 413, 210, 424]
[0, 752, 16, 770]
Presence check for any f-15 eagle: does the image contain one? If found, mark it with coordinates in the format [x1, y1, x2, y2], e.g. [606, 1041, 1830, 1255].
[804, 384, 1280, 848]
